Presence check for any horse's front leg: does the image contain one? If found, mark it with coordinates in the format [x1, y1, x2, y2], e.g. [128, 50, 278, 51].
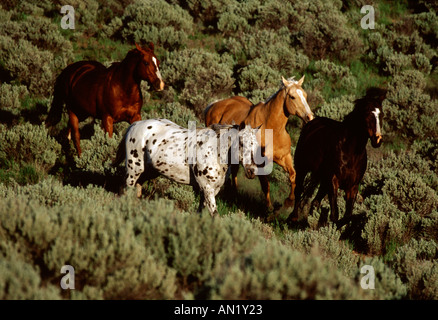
[276, 153, 296, 208]
[125, 150, 145, 198]
[102, 114, 114, 138]
[339, 184, 359, 227]
[68, 111, 82, 157]
[231, 164, 239, 189]
[198, 185, 218, 217]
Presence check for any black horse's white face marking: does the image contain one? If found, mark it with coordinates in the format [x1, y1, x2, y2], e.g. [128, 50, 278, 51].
[118, 119, 260, 216]
[372, 108, 381, 139]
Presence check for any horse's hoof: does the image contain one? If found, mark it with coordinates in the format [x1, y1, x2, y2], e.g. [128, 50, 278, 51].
[266, 212, 279, 223]
[283, 198, 295, 208]
[286, 217, 298, 228]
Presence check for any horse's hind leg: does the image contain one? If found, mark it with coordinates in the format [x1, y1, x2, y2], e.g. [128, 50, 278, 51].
[68, 111, 82, 156]
[125, 144, 145, 198]
[328, 175, 340, 222]
[310, 183, 328, 215]
[231, 164, 239, 189]
[259, 175, 272, 210]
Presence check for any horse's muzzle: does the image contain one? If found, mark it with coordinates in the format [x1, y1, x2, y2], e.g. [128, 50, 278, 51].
[245, 167, 256, 179]
[371, 134, 383, 148]
[306, 113, 314, 123]
[153, 79, 165, 91]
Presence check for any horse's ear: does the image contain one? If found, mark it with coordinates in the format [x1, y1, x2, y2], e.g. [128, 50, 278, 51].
[366, 87, 387, 102]
[135, 43, 142, 51]
[148, 42, 154, 51]
[282, 76, 288, 86]
[297, 75, 305, 86]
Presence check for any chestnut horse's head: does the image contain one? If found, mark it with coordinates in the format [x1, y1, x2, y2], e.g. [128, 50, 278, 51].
[134, 42, 165, 91]
[282, 76, 314, 123]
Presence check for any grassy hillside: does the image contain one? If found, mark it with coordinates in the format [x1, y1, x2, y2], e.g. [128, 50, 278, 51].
[0, 0, 437, 300]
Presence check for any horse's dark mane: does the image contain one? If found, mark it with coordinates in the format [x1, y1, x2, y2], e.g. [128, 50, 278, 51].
[343, 87, 386, 128]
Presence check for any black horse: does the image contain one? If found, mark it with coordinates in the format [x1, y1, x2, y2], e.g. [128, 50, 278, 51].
[288, 87, 387, 225]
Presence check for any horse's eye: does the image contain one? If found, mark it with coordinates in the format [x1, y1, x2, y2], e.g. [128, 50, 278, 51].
[290, 96, 295, 100]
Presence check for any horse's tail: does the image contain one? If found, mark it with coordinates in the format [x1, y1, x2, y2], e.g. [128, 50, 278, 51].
[45, 74, 66, 128]
[204, 99, 220, 118]
[112, 131, 127, 167]
[204, 99, 222, 127]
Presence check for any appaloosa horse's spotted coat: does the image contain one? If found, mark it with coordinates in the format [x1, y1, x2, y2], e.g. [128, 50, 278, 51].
[113, 118, 261, 216]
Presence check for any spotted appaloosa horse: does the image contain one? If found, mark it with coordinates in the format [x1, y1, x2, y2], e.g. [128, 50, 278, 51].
[46, 43, 165, 157]
[289, 88, 387, 226]
[113, 119, 261, 216]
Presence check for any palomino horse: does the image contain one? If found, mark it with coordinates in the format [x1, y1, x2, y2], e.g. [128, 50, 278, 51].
[112, 119, 261, 216]
[289, 87, 386, 225]
[46, 43, 165, 157]
[205, 76, 314, 210]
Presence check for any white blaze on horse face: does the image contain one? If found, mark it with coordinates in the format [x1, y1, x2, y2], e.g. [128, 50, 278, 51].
[152, 57, 162, 80]
[372, 108, 381, 136]
[296, 89, 313, 120]
[372, 108, 382, 144]
[152, 56, 164, 91]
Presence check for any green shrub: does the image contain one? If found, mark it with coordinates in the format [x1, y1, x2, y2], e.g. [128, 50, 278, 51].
[217, 0, 260, 36]
[0, 193, 180, 299]
[286, 0, 363, 62]
[285, 225, 359, 277]
[209, 239, 366, 300]
[354, 257, 407, 300]
[389, 239, 438, 299]
[0, 253, 61, 300]
[161, 48, 234, 115]
[311, 60, 358, 99]
[360, 150, 438, 255]
[238, 61, 281, 102]
[0, 84, 29, 116]
[0, 123, 61, 171]
[105, 0, 194, 50]
[412, 10, 438, 46]
[315, 95, 355, 121]
[170, 0, 234, 27]
[219, 0, 362, 63]
[74, 123, 120, 173]
[148, 102, 198, 127]
[0, 7, 74, 96]
[384, 70, 438, 140]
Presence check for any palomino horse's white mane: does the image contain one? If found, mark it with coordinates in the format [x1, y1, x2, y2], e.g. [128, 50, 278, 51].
[264, 76, 298, 104]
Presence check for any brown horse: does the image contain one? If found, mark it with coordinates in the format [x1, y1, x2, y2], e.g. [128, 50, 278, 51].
[205, 76, 314, 210]
[46, 43, 165, 156]
[289, 88, 386, 226]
